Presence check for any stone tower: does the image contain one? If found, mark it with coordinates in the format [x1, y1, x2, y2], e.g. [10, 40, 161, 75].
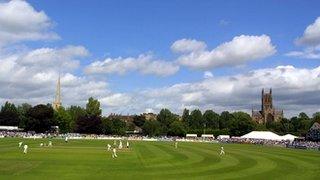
[53, 75, 61, 110]
[252, 88, 283, 124]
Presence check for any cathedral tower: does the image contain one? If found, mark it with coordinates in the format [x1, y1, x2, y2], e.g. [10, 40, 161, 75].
[53, 75, 61, 110]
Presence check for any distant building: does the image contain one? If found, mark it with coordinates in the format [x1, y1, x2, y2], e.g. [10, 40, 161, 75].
[142, 113, 157, 121]
[252, 88, 283, 124]
[108, 114, 134, 123]
[306, 122, 320, 141]
[52, 75, 61, 110]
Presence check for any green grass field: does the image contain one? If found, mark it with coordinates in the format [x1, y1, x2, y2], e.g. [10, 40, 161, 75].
[0, 138, 319, 179]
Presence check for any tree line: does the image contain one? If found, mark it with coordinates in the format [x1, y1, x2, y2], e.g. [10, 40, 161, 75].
[0, 98, 319, 137]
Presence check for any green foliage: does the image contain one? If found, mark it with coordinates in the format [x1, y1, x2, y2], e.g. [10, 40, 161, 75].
[54, 107, 72, 133]
[0, 101, 19, 126]
[133, 115, 146, 127]
[168, 120, 186, 137]
[219, 111, 233, 129]
[86, 97, 102, 116]
[67, 105, 87, 132]
[189, 109, 203, 129]
[203, 110, 219, 129]
[142, 120, 161, 136]
[25, 104, 55, 133]
[75, 115, 103, 134]
[229, 112, 256, 136]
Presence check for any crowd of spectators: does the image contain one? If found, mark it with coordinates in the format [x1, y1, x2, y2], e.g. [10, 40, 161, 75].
[1, 130, 319, 150]
[219, 137, 320, 150]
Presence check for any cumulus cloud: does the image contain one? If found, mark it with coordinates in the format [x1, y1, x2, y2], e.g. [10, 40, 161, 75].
[20, 45, 89, 71]
[0, 0, 59, 46]
[136, 65, 320, 117]
[171, 39, 207, 53]
[287, 17, 320, 59]
[296, 17, 320, 46]
[85, 54, 179, 76]
[176, 35, 276, 69]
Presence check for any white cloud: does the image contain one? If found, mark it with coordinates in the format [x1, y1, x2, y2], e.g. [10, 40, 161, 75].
[203, 71, 213, 79]
[285, 46, 320, 59]
[100, 93, 132, 107]
[171, 39, 207, 53]
[137, 65, 320, 117]
[296, 17, 320, 46]
[0, 0, 59, 46]
[177, 35, 276, 69]
[20, 45, 89, 71]
[287, 17, 320, 59]
[85, 54, 179, 76]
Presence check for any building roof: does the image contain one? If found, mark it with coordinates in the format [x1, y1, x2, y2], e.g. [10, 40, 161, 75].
[310, 122, 320, 130]
[241, 131, 283, 141]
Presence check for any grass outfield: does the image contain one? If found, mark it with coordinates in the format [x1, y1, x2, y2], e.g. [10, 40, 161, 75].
[0, 138, 319, 179]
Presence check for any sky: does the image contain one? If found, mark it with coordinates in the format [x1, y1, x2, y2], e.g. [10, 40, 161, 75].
[0, 0, 320, 117]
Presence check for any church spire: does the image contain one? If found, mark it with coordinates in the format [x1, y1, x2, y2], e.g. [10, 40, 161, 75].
[53, 74, 61, 110]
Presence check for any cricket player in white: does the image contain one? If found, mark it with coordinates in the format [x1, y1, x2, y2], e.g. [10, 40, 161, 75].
[118, 140, 123, 149]
[65, 136, 68, 143]
[112, 147, 117, 158]
[126, 141, 129, 148]
[175, 142, 178, 149]
[107, 144, 111, 151]
[19, 142, 23, 148]
[220, 146, 225, 155]
[40, 143, 44, 147]
[48, 141, 52, 147]
[23, 144, 28, 154]
[113, 140, 116, 146]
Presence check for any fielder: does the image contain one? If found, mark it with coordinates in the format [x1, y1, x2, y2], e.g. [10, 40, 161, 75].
[48, 141, 52, 147]
[175, 141, 178, 149]
[126, 141, 129, 148]
[65, 136, 68, 143]
[220, 146, 225, 155]
[18, 141, 23, 148]
[118, 140, 123, 149]
[107, 144, 111, 151]
[112, 147, 118, 158]
[40, 143, 44, 147]
[113, 140, 117, 146]
[23, 144, 28, 154]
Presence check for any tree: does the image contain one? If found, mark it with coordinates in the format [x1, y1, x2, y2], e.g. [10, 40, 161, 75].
[17, 103, 32, 128]
[229, 112, 256, 136]
[111, 118, 127, 135]
[219, 111, 233, 130]
[133, 115, 146, 127]
[67, 106, 87, 132]
[54, 107, 72, 133]
[102, 117, 113, 134]
[203, 110, 219, 129]
[189, 109, 203, 129]
[168, 120, 186, 137]
[142, 120, 161, 136]
[157, 109, 178, 134]
[75, 115, 103, 134]
[312, 112, 320, 124]
[181, 108, 190, 126]
[0, 101, 19, 126]
[25, 104, 55, 133]
[86, 97, 102, 116]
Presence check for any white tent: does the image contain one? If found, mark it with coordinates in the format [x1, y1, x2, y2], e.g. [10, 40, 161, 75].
[201, 134, 214, 138]
[217, 135, 230, 139]
[281, 134, 297, 141]
[186, 134, 197, 138]
[241, 131, 283, 141]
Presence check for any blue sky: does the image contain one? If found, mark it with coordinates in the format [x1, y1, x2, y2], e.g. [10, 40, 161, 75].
[26, 0, 320, 92]
[0, 0, 320, 116]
